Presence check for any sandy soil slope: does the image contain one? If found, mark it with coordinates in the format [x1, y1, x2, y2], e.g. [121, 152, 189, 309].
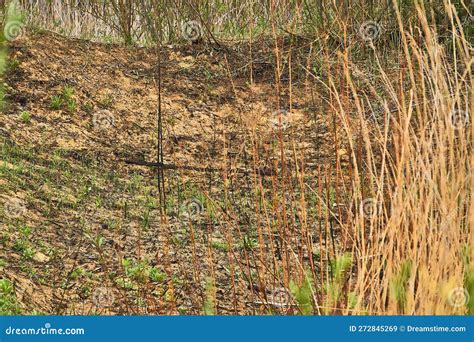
[0, 32, 346, 314]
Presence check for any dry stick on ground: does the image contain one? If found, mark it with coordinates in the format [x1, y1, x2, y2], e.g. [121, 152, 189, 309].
[151, 1, 177, 314]
[155, 49, 166, 216]
[221, 132, 239, 314]
[123, 159, 277, 176]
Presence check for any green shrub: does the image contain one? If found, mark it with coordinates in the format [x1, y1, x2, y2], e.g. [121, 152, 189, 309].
[0, 279, 22, 315]
[50, 95, 62, 110]
[290, 274, 314, 315]
[20, 110, 30, 123]
[390, 260, 412, 312]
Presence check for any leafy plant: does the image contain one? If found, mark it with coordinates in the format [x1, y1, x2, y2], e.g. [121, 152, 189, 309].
[62, 86, 74, 99]
[70, 267, 85, 280]
[238, 235, 257, 251]
[83, 101, 94, 113]
[50, 95, 62, 110]
[203, 277, 216, 315]
[0, 279, 21, 315]
[50, 86, 76, 112]
[461, 245, 474, 314]
[289, 274, 314, 315]
[19, 110, 30, 123]
[66, 98, 77, 112]
[464, 266, 474, 315]
[99, 93, 114, 108]
[326, 253, 353, 312]
[149, 267, 166, 283]
[390, 260, 412, 312]
[6, 58, 19, 72]
[121, 258, 165, 285]
[211, 239, 229, 252]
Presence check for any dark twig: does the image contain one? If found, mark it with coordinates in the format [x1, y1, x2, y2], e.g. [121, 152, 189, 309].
[123, 159, 277, 177]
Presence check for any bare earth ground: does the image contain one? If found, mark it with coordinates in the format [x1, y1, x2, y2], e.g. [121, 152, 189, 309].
[0, 32, 349, 314]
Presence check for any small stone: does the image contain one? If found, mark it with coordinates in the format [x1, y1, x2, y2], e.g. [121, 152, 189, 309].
[33, 252, 50, 263]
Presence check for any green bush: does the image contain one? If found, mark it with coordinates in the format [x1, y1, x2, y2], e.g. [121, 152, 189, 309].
[0, 279, 22, 315]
